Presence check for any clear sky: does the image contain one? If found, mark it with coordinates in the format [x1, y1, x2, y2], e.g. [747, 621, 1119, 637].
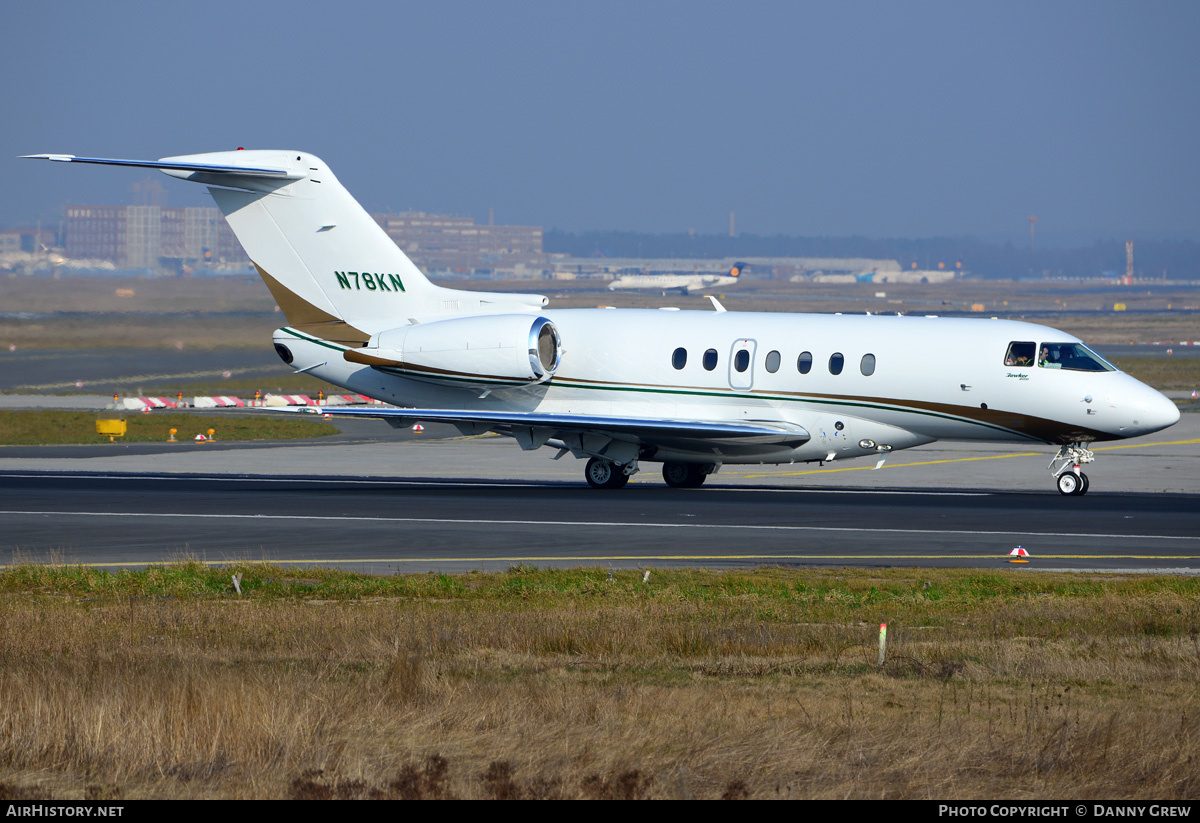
[4, 0, 1198, 243]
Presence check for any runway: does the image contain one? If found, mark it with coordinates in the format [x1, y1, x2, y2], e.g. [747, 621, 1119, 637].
[2, 413, 1198, 573]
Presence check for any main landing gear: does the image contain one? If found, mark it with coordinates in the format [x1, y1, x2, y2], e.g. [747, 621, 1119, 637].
[583, 458, 716, 489]
[661, 461, 712, 488]
[585, 457, 632, 489]
[1050, 442, 1094, 496]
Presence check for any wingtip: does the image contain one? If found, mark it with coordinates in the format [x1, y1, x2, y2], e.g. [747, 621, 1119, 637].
[19, 154, 76, 161]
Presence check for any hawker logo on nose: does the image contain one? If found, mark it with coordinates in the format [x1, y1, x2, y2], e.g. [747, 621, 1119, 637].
[335, 271, 405, 292]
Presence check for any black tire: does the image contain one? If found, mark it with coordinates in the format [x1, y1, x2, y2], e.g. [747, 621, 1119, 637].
[1077, 472, 1090, 495]
[586, 458, 628, 489]
[662, 462, 708, 488]
[662, 462, 691, 487]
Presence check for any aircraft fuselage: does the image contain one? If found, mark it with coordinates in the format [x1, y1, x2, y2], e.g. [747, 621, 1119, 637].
[276, 309, 1177, 467]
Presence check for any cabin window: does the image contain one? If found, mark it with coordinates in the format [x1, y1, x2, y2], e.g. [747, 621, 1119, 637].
[829, 352, 844, 375]
[672, 347, 687, 370]
[734, 349, 750, 372]
[765, 350, 781, 373]
[797, 351, 813, 374]
[1038, 342, 1117, 372]
[860, 353, 876, 376]
[703, 348, 718, 371]
[1005, 341, 1036, 368]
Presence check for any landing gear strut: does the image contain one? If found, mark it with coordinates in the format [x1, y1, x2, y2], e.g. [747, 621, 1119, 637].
[1050, 443, 1094, 496]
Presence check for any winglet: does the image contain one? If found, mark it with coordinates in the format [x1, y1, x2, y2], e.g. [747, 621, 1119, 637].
[706, 295, 727, 313]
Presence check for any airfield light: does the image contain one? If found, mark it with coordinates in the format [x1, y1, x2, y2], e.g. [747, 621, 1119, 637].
[168, 428, 177, 442]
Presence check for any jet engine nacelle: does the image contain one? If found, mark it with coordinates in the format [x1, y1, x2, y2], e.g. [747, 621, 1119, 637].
[345, 314, 562, 385]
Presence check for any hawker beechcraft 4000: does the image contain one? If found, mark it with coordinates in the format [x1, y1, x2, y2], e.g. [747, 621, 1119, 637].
[25, 150, 1180, 494]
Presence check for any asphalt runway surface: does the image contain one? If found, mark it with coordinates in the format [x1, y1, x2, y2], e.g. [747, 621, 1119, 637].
[2, 414, 1198, 574]
[2, 347, 290, 394]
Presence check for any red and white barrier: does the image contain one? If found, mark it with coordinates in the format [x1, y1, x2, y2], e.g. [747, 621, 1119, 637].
[115, 393, 387, 411]
[262, 394, 315, 407]
[192, 395, 247, 409]
[119, 397, 180, 411]
[320, 394, 376, 406]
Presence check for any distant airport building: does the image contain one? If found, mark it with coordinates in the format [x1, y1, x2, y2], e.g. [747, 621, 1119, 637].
[371, 211, 545, 276]
[24, 203, 545, 277]
[803, 269, 958, 285]
[63, 205, 249, 272]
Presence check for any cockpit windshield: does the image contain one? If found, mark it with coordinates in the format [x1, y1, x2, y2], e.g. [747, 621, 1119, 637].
[1037, 342, 1116, 372]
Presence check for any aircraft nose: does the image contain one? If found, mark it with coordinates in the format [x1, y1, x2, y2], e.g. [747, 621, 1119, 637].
[1136, 388, 1180, 434]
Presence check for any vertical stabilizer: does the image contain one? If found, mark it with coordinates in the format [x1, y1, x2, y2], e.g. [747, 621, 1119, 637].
[195, 150, 442, 343]
[24, 149, 548, 341]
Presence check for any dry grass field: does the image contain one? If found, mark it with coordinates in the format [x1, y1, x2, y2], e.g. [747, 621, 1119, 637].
[0, 564, 1198, 800]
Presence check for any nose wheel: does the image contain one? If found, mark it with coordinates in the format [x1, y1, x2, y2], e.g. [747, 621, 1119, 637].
[1056, 470, 1090, 496]
[1050, 443, 1094, 496]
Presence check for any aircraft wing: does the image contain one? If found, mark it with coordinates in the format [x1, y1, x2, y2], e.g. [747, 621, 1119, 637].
[299, 405, 810, 457]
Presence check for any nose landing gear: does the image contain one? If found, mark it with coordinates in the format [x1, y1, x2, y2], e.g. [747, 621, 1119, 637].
[1050, 443, 1094, 496]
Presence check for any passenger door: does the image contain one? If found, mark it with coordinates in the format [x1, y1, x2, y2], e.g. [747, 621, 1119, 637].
[728, 338, 756, 390]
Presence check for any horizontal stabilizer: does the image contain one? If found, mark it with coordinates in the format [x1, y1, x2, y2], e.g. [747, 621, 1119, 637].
[20, 154, 299, 178]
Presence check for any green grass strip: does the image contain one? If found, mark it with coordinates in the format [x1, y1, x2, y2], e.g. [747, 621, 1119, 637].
[0, 410, 336, 446]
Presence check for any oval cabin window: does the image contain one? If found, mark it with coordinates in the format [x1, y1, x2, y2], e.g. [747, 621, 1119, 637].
[860, 353, 876, 376]
[672, 347, 687, 370]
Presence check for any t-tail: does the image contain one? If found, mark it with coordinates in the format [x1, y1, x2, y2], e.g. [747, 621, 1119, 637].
[21, 150, 547, 345]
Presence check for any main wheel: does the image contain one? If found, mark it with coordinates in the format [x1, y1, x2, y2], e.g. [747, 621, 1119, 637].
[1057, 472, 1082, 496]
[662, 462, 707, 488]
[585, 458, 629, 489]
[1077, 472, 1090, 495]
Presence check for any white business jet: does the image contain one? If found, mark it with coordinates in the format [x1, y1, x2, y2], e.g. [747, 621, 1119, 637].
[24, 150, 1180, 494]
